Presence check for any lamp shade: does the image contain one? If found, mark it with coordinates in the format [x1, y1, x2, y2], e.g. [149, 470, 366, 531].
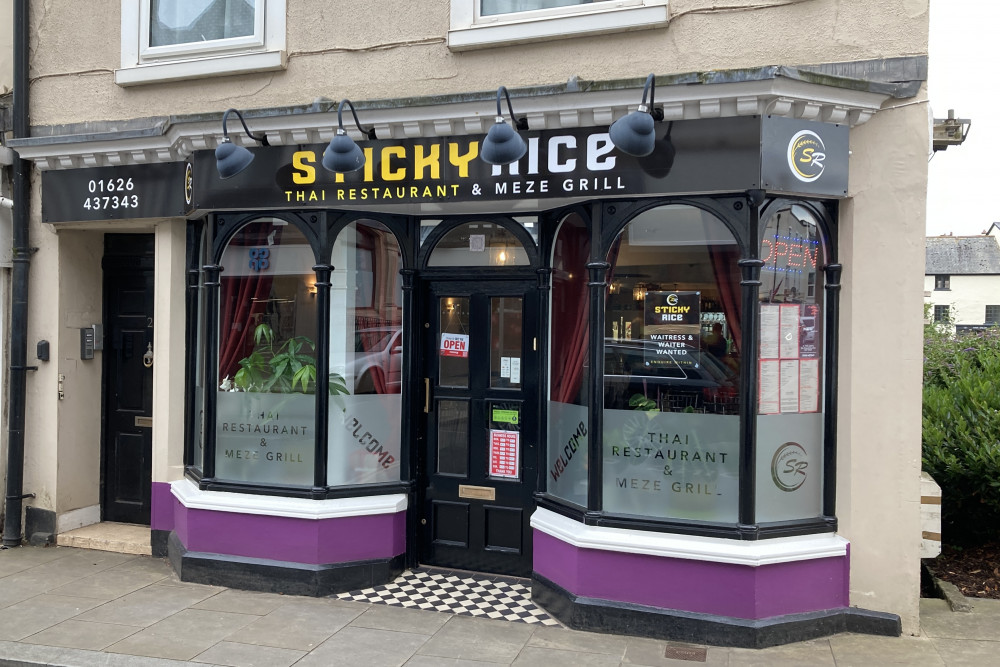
[322, 131, 366, 173]
[609, 110, 656, 157]
[481, 120, 527, 165]
[215, 140, 255, 179]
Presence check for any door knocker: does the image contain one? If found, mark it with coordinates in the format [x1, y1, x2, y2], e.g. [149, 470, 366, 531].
[143, 343, 154, 368]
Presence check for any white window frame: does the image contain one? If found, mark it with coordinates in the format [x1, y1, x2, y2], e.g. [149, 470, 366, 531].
[448, 0, 669, 51]
[116, 0, 286, 87]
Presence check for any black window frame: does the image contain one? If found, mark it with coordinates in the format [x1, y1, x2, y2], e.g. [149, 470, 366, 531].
[184, 194, 841, 542]
[934, 275, 950, 290]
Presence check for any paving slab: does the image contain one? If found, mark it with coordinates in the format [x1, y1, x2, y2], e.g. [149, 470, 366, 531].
[0, 640, 208, 667]
[222, 598, 365, 651]
[403, 656, 499, 667]
[105, 608, 258, 661]
[47, 561, 173, 600]
[21, 619, 141, 651]
[623, 637, 730, 666]
[0, 593, 105, 641]
[294, 625, 431, 667]
[416, 615, 535, 663]
[0, 544, 75, 577]
[526, 625, 628, 657]
[729, 638, 836, 666]
[926, 638, 1000, 667]
[511, 645, 622, 667]
[75, 582, 221, 627]
[920, 597, 1000, 641]
[350, 604, 452, 635]
[192, 588, 291, 616]
[828, 632, 946, 667]
[191, 640, 306, 667]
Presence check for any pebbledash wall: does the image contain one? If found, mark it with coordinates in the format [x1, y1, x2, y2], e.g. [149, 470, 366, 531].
[6, 0, 928, 649]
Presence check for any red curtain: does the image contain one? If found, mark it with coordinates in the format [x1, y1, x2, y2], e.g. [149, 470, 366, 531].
[551, 220, 590, 404]
[218, 224, 279, 382]
[354, 225, 402, 395]
[709, 244, 741, 353]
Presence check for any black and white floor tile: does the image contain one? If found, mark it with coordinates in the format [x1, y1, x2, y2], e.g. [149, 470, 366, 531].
[336, 568, 560, 625]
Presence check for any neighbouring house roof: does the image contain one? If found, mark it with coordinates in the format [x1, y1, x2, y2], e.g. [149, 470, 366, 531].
[926, 235, 1000, 274]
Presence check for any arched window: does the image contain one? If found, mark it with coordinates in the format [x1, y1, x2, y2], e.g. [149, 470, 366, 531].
[327, 220, 404, 486]
[427, 221, 530, 267]
[215, 217, 317, 487]
[546, 213, 590, 507]
[602, 204, 741, 522]
[755, 203, 826, 521]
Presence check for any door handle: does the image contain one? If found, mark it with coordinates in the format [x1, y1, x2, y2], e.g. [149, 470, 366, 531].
[142, 343, 154, 368]
[424, 377, 431, 413]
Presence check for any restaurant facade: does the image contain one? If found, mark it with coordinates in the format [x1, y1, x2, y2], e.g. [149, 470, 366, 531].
[3, 0, 930, 648]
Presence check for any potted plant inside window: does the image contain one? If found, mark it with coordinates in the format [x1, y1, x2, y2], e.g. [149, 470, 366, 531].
[228, 322, 349, 395]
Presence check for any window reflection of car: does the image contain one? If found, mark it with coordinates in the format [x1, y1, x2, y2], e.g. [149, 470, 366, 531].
[603, 338, 737, 412]
[352, 327, 402, 394]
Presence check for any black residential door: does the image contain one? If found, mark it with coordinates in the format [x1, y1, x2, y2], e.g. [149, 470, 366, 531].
[102, 234, 155, 525]
[419, 279, 539, 577]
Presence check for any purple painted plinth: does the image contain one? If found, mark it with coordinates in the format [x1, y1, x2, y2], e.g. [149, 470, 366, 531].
[152, 481, 405, 565]
[534, 530, 849, 620]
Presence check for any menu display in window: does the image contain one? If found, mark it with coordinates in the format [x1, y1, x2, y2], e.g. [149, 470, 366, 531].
[758, 303, 822, 414]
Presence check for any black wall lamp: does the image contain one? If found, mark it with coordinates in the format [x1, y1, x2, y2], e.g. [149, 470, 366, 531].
[609, 73, 664, 157]
[215, 108, 270, 179]
[481, 86, 529, 165]
[322, 99, 377, 173]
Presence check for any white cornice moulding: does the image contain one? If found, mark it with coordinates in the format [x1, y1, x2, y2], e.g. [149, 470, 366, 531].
[16, 78, 888, 171]
[170, 478, 407, 520]
[530, 507, 849, 567]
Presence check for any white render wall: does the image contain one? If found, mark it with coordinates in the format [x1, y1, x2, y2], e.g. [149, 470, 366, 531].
[923, 274, 1000, 325]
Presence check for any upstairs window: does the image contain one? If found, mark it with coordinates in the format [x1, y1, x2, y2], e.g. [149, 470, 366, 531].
[449, 0, 668, 51]
[934, 275, 950, 290]
[117, 0, 286, 86]
[146, 0, 262, 54]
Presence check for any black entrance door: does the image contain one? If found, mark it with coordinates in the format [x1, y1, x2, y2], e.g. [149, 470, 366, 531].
[102, 234, 155, 524]
[419, 280, 539, 576]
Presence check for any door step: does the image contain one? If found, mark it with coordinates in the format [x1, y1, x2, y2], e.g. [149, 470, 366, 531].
[56, 522, 151, 555]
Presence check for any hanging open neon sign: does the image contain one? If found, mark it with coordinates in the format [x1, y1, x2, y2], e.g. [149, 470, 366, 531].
[761, 235, 820, 274]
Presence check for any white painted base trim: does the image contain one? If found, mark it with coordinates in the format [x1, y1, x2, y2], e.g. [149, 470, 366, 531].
[531, 507, 848, 567]
[170, 478, 407, 520]
[56, 505, 101, 534]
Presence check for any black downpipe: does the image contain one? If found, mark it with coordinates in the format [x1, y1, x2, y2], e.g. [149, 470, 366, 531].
[2, 0, 33, 547]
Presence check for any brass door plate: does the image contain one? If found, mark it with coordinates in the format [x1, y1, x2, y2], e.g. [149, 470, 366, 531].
[134, 416, 153, 428]
[458, 485, 495, 501]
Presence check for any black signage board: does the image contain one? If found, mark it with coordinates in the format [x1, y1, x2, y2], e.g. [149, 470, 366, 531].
[43, 162, 192, 223]
[760, 115, 849, 197]
[191, 117, 765, 210]
[644, 291, 702, 369]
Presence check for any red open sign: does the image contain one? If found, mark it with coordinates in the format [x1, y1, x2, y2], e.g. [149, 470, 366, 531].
[440, 333, 469, 358]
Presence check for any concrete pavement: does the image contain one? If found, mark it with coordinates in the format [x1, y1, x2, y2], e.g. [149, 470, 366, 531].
[1, 544, 998, 666]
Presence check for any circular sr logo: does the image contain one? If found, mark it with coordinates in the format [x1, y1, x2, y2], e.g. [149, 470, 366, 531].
[787, 130, 826, 183]
[771, 442, 808, 492]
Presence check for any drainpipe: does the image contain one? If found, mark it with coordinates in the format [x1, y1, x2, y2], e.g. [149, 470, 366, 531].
[2, 0, 34, 548]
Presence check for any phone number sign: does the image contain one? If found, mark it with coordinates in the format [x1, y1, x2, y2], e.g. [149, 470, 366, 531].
[42, 162, 193, 223]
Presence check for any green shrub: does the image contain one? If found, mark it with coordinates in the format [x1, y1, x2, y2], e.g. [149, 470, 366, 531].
[922, 323, 1000, 545]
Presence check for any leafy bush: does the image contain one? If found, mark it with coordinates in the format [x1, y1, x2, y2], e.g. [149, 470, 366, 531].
[922, 321, 1000, 545]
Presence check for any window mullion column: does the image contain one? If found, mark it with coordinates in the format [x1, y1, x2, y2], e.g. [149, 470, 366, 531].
[737, 194, 764, 535]
[201, 264, 222, 484]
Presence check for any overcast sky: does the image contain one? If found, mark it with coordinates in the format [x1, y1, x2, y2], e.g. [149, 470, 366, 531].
[925, 0, 1000, 237]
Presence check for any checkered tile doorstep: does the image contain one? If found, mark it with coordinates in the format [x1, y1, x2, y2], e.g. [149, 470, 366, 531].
[337, 569, 560, 625]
